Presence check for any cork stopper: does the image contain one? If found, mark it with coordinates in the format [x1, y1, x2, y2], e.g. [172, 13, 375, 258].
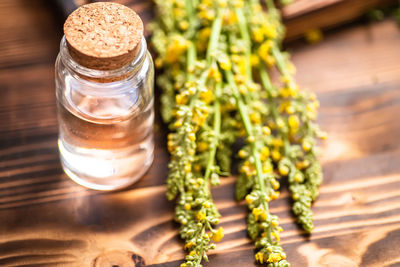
[64, 2, 144, 70]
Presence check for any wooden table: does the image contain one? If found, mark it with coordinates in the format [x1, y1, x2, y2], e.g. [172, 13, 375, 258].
[1, 0, 400, 266]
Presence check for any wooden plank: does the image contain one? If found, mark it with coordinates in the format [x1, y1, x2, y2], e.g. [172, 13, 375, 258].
[0, 0, 400, 266]
[283, 0, 398, 40]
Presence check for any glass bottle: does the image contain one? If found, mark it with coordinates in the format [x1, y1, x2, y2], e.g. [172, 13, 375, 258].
[55, 2, 154, 190]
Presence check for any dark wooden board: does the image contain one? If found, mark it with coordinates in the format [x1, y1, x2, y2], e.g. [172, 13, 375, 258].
[282, 0, 398, 40]
[58, 0, 399, 42]
[1, 0, 400, 266]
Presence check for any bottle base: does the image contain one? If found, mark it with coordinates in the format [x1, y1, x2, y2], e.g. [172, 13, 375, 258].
[58, 137, 154, 191]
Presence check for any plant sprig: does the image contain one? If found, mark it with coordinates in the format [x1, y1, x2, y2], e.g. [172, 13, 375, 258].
[152, 0, 325, 265]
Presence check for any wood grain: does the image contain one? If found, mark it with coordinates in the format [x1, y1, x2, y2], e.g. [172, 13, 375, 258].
[282, 0, 398, 41]
[1, 0, 400, 266]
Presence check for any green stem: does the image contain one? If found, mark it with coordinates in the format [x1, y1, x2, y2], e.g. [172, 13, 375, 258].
[226, 71, 268, 204]
[206, 11, 223, 64]
[259, 67, 279, 119]
[272, 46, 289, 77]
[265, 0, 276, 11]
[187, 42, 196, 81]
[235, 7, 252, 78]
[195, 225, 206, 265]
[184, 0, 195, 38]
[204, 83, 222, 181]
[227, 70, 273, 243]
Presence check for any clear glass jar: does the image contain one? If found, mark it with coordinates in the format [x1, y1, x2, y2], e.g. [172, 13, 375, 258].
[55, 36, 154, 191]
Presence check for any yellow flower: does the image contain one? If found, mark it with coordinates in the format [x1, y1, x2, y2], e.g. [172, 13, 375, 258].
[233, 0, 244, 8]
[189, 250, 197, 256]
[271, 232, 281, 242]
[319, 131, 328, 140]
[262, 126, 271, 135]
[187, 86, 196, 95]
[184, 241, 195, 250]
[237, 60, 246, 76]
[294, 172, 303, 183]
[198, 9, 215, 21]
[272, 138, 283, 147]
[305, 29, 323, 44]
[250, 54, 260, 66]
[276, 118, 285, 129]
[238, 149, 247, 158]
[286, 105, 295, 114]
[184, 162, 191, 173]
[272, 149, 281, 161]
[223, 10, 237, 25]
[241, 161, 256, 176]
[249, 84, 260, 93]
[270, 190, 280, 200]
[288, 85, 299, 97]
[188, 132, 196, 142]
[252, 207, 267, 221]
[193, 164, 202, 172]
[208, 65, 222, 82]
[302, 140, 312, 152]
[176, 94, 187, 105]
[234, 74, 245, 84]
[200, 89, 214, 104]
[196, 27, 211, 52]
[231, 54, 241, 63]
[278, 102, 287, 113]
[262, 23, 278, 39]
[173, 7, 185, 18]
[167, 140, 175, 152]
[261, 232, 267, 237]
[260, 147, 270, 161]
[279, 165, 289, 176]
[267, 252, 282, 263]
[250, 112, 261, 124]
[279, 87, 290, 98]
[179, 20, 189, 31]
[238, 84, 247, 94]
[258, 40, 273, 57]
[217, 0, 227, 8]
[252, 27, 264, 43]
[211, 227, 224, 242]
[271, 179, 280, 190]
[296, 160, 310, 170]
[174, 120, 183, 128]
[255, 251, 265, 264]
[165, 36, 190, 63]
[184, 203, 191, 210]
[197, 141, 208, 152]
[245, 194, 255, 204]
[155, 58, 163, 69]
[196, 211, 206, 221]
[262, 162, 273, 173]
[288, 115, 300, 129]
[218, 55, 232, 70]
[264, 54, 276, 67]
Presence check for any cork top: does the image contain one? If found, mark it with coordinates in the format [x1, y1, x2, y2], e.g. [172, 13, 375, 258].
[64, 2, 144, 70]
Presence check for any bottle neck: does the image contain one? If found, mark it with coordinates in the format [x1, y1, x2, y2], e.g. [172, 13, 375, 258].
[59, 35, 147, 83]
